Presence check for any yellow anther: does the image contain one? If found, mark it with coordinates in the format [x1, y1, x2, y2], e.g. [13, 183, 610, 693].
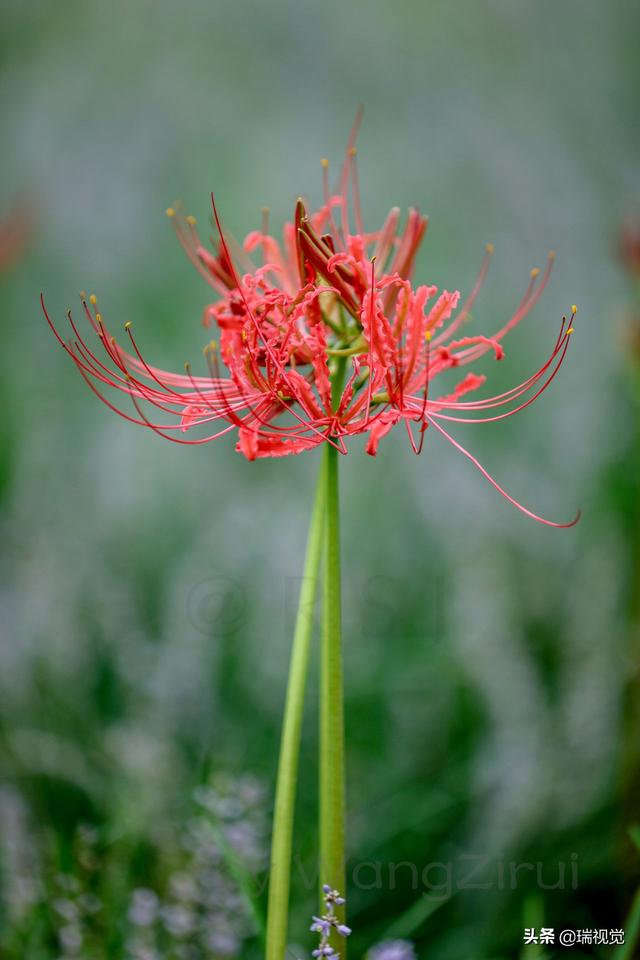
[349, 146, 357, 157]
[261, 205, 270, 215]
[548, 250, 556, 260]
[79, 290, 87, 300]
[241, 330, 247, 341]
[96, 312, 103, 325]
[124, 321, 132, 330]
[485, 242, 494, 255]
[530, 267, 540, 279]
[203, 339, 218, 355]
[186, 215, 197, 226]
[425, 330, 433, 342]
[184, 361, 191, 371]
[166, 207, 176, 218]
[567, 326, 575, 334]
[571, 304, 577, 315]
[320, 158, 329, 169]
[89, 294, 97, 305]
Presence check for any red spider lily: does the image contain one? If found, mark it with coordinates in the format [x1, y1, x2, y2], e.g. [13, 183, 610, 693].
[43, 129, 579, 527]
[618, 219, 640, 278]
[0, 202, 32, 274]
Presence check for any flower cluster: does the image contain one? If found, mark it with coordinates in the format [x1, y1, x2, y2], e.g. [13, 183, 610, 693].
[50, 828, 103, 960]
[0, 776, 267, 960]
[44, 125, 578, 525]
[126, 775, 268, 959]
[310, 884, 351, 959]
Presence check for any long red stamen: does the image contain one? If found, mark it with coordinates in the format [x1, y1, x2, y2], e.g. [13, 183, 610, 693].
[349, 148, 364, 237]
[433, 243, 493, 348]
[427, 415, 580, 528]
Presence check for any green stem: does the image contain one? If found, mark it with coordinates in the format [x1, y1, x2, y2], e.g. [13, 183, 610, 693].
[615, 885, 640, 960]
[265, 463, 326, 960]
[320, 439, 346, 948]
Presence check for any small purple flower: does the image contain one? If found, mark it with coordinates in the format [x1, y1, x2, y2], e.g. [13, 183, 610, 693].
[128, 888, 159, 927]
[311, 916, 332, 937]
[368, 939, 417, 960]
[310, 885, 350, 960]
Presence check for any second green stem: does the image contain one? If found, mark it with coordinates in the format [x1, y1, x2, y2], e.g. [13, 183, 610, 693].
[265, 463, 326, 960]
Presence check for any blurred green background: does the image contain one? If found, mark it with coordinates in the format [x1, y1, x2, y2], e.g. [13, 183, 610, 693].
[1, 1, 639, 958]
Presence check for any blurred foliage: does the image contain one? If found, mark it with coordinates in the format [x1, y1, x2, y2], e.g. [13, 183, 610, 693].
[1, 1, 640, 958]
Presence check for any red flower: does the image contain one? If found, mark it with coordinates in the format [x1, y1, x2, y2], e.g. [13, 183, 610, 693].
[44, 127, 578, 526]
[0, 202, 32, 274]
[618, 219, 640, 278]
